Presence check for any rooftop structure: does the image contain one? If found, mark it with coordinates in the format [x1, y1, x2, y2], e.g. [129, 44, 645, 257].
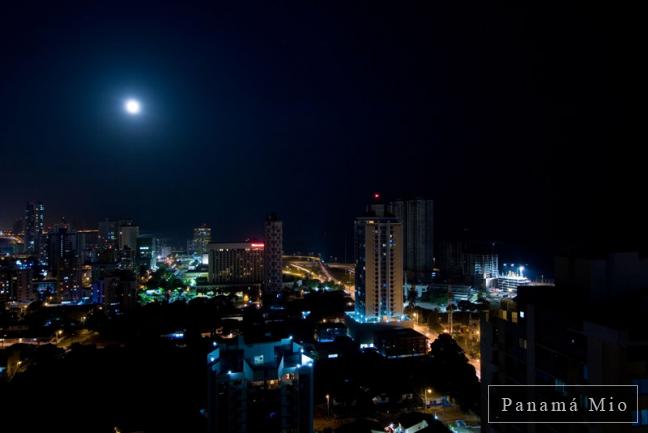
[207, 335, 314, 433]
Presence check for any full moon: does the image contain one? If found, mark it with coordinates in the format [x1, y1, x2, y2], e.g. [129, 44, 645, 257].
[124, 98, 141, 115]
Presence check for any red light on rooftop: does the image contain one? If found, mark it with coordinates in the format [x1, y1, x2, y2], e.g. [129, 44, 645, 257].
[373, 192, 381, 200]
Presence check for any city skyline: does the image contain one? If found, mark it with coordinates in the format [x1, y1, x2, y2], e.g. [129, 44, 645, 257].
[0, 197, 548, 276]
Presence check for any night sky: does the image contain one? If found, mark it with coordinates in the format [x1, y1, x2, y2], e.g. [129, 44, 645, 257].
[1, 2, 644, 262]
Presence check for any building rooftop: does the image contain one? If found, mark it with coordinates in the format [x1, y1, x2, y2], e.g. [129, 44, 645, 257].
[207, 335, 313, 380]
[207, 242, 264, 250]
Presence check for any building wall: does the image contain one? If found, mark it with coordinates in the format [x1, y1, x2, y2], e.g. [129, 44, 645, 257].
[136, 235, 156, 269]
[389, 199, 434, 283]
[76, 230, 99, 264]
[208, 243, 264, 285]
[207, 337, 314, 433]
[392, 224, 404, 316]
[98, 219, 119, 250]
[118, 224, 139, 251]
[374, 330, 428, 358]
[464, 253, 499, 278]
[192, 226, 212, 255]
[15, 267, 35, 304]
[263, 216, 283, 294]
[354, 217, 403, 320]
[23, 202, 45, 257]
[481, 273, 648, 432]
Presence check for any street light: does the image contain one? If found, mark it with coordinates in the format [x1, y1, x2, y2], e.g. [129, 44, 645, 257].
[326, 394, 330, 417]
[413, 312, 419, 325]
[426, 388, 432, 406]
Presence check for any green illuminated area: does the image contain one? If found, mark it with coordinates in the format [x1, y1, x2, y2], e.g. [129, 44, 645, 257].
[138, 287, 214, 303]
[293, 278, 346, 293]
[137, 264, 259, 305]
[137, 258, 348, 305]
[139, 265, 215, 304]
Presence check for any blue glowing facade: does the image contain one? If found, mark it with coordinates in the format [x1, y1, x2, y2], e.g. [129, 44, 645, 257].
[207, 336, 313, 433]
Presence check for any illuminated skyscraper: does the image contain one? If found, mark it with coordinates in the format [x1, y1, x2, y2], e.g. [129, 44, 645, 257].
[263, 214, 283, 296]
[354, 205, 404, 321]
[94, 220, 139, 270]
[47, 221, 83, 300]
[75, 229, 99, 264]
[47, 221, 74, 272]
[98, 219, 118, 251]
[23, 202, 45, 257]
[388, 198, 434, 283]
[191, 225, 212, 255]
[136, 235, 156, 269]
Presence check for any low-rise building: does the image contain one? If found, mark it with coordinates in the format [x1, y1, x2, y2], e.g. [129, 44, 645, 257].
[207, 335, 314, 433]
[373, 327, 428, 358]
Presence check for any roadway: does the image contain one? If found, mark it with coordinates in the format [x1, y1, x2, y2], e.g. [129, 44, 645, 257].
[283, 256, 355, 299]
